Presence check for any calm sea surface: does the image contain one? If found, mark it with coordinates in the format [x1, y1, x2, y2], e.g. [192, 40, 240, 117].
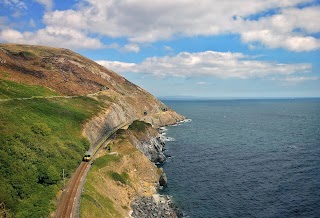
[161, 99, 320, 218]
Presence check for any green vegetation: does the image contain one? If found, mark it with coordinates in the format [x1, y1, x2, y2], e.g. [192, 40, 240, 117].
[81, 154, 122, 218]
[80, 183, 121, 218]
[0, 79, 57, 99]
[93, 154, 120, 169]
[19, 51, 37, 60]
[108, 172, 129, 185]
[0, 79, 103, 217]
[128, 120, 151, 132]
[6, 50, 37, 60]
[97, 95, 114, 102]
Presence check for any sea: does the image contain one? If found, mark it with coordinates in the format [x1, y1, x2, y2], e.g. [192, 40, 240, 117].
[160, 99, 320, 218]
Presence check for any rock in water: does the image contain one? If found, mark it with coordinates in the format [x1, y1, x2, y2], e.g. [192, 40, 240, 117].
[159, 172, 168, 186]
[157, 153, 166, 163]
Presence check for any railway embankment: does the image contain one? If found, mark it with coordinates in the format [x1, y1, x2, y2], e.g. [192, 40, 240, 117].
[80, 119, 184, 218]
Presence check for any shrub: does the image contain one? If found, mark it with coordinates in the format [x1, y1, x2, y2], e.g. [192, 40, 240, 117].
[31, 123, 51, 136]
[108, 172, 129, 185]
[128, 120, 150, 132]
[93, 155, 120, 169]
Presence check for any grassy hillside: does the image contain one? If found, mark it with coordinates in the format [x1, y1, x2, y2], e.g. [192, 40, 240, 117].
[0, 79, 103, 217]
[0, 79, 57, 99]
[80, 123, 162, 218]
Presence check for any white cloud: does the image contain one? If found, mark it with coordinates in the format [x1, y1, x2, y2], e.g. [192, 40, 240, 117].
[96, 51, 312, 79]
[29, 19, 36, 28]
[164, 46, 173, 51]
[2, 0, 27, 10]
[123, 43, 140, 53]
[0, 27, 104, 50]
[280, 76, 319, 84]
[196, 82, 208, 85]
[241, 30, 320, 51]
[35, 0, 53, 10]
[236, 6, 320, 51]
[39, 0, 319, 51]
[0, 16, 8, 26]
[1, 0, 319, 51]
[96, 60, 137, 72]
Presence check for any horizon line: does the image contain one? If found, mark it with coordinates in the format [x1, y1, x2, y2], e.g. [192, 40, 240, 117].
[158, 96, 320, 100]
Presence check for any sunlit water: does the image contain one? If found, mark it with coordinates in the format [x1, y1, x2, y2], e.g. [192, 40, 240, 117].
[161, 99, 320, 218]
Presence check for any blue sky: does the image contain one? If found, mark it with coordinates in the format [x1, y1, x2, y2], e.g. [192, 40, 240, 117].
[1, 0, 319, 98]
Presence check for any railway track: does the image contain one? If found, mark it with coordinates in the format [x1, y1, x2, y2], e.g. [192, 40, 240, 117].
[54, 120, 134, 218]
[55, 162, 89, 218]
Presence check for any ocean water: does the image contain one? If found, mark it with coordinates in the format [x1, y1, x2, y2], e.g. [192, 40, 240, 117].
[161, 99, 320, 218]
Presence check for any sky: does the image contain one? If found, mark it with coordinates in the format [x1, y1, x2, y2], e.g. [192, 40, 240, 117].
[0, 0, 320, 98]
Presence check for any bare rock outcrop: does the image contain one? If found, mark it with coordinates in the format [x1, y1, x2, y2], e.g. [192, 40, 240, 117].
[131, 195, 183, 218]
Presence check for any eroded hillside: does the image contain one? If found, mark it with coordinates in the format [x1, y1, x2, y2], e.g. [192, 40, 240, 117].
[0, 44, 183, 145]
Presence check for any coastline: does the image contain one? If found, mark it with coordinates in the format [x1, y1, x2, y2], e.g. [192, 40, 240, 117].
[129, 122, 187, 218]
[80, 116, 186, 218]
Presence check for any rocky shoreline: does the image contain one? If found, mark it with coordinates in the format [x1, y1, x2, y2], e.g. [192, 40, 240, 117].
[131, 195, 183, 218]
[130, 124, 186, 218]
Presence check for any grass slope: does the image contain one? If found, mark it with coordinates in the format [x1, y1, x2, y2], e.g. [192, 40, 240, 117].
[80, 155, 122, 218]
[0, 79, 103, 217]
[80, 126, 161, 218]
[0, 78, 57, 99]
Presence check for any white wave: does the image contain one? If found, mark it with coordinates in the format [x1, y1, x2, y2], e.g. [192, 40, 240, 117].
[159, 126, 168, 131]
[179, 118, 192, 123]
[165, 137, 175, 142]
[170, 124, 178, 126]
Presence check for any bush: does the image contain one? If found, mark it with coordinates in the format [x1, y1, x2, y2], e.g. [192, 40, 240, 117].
[128, 120, 150, 132]
[108, 172, 129, 185]
[31, 123, 51, 136]
[93, 155, 120, 169]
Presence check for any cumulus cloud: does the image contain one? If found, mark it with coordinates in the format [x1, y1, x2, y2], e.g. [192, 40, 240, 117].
[39, 0, 319, 51]
[236, 6, 320, 51]
[96, 60, 137, 72]
[96, 51, 312, 79]
[0, 27, 104, 50]
[1, 0, 319, 51]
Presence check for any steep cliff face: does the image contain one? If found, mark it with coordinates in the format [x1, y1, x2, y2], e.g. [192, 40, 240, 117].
[125, 121, 166, 163]
[82, 96, 184, 147]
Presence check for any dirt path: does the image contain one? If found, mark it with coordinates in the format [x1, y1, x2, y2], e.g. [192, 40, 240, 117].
[0, 90, 106, 102]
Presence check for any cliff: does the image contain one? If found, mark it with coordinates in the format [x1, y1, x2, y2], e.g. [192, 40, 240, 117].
[0, 43, 184, 217]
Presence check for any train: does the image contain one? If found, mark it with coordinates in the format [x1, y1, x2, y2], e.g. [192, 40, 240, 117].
[83, 151, 92, 162]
